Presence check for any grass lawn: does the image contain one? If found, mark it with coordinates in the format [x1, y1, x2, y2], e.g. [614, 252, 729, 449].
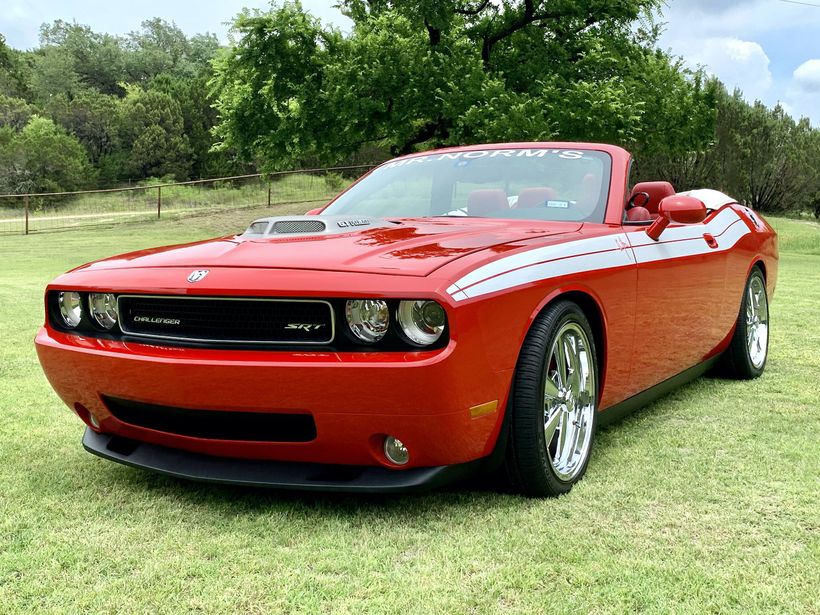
[1, 209, 818, 613]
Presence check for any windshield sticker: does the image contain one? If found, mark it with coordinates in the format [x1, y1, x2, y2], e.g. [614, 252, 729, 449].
[382, 149, 589, 169]
[546, 200, 571, 209]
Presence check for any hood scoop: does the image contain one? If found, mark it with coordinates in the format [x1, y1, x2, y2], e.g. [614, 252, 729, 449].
[241, 215, 393, 238]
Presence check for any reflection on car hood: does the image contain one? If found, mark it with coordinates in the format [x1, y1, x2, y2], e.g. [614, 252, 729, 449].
[78, 217, 583, 277]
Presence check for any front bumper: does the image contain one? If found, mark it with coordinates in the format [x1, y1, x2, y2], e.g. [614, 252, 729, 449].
[83, 428, 482, 492]
[36, 327, 511, 470]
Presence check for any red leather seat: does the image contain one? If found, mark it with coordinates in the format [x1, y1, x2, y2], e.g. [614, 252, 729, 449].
[626, 206, 652, 221]
[515, 187, 557, 209]
[467, 189, 509, 217]
[628, 181, 675, 215]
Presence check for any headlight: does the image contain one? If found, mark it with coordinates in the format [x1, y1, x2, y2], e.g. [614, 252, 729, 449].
[345, 299, 389, 343]
[396, 300, 446, 346]
[58, 291, 83, 328]
[89, 293, 118, 329]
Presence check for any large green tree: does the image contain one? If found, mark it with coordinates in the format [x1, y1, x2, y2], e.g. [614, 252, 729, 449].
[211, 0, 720, 170]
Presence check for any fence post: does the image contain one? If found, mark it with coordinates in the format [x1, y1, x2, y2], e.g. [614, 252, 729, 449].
[24, 195, 29, 235]
[267, 183, 272, 208]
[157, 186, 162, 219]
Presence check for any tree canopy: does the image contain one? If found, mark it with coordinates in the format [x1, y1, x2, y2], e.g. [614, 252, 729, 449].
[213, 0, 702, 166]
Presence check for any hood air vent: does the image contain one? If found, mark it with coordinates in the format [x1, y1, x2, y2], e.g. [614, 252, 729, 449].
[272, 219, 327, 234]
[242, 215, 393, 238]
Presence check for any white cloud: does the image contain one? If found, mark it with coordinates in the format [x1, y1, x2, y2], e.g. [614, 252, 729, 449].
[659, 0, 820, 40]
[657, 0, 820, 126]
[675, 37, 773, 102]
[793, 59, 820, 93]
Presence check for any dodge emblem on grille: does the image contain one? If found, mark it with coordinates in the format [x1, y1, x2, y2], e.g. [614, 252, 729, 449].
[187, 269, 209, 283]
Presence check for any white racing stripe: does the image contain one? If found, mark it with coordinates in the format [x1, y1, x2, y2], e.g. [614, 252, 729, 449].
[448, 233, 629, 293]
[630, 218, 748, 264]
[448, 208, 751, 302]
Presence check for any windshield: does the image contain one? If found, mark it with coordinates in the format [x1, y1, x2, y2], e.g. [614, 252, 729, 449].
[323, 148, 611, 223]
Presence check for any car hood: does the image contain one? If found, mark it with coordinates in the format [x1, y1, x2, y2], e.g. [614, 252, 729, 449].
[78, 217, 583, 277]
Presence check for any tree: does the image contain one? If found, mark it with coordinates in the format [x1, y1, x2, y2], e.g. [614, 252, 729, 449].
[44, 90, 120, 164]
[0, 116, 94, 193]
[148, 73, 233, 177]
[124, 19, 219, 82]
[39, 20, 126, 95]
[29, 46, 83, 103]
[212, 0, 723, 171]
[0, 34, 11, 73]
[118, 85, 192, 179]
[708, 92, 812, 213]
[0, 95, 34, 130]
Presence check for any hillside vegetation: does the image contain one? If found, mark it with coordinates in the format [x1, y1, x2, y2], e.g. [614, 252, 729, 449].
[0, 2, 818, 217]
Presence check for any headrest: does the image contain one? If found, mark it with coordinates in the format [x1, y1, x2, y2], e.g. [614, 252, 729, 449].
[629, 181, 675, 214]
[515, 187, 558, 209]
[626, 206, 652, 222]
[467, 189, 509, 217]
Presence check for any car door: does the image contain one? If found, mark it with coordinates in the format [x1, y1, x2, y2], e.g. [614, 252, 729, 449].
[622, 212, 730, 395]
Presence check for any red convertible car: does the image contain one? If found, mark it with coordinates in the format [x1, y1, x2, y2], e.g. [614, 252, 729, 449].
[36, 142, 777, 497]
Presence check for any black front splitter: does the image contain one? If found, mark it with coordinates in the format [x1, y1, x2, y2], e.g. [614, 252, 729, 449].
[82, 428, 480, 493]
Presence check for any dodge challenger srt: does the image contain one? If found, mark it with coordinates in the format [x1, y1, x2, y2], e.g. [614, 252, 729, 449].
[35, 142, 778, 497]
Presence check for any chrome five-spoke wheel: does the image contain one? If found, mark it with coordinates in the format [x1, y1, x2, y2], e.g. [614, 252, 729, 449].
[721, 266, 769, 379]
[746, 273, 769, 369]
[506, 300, 599, 497]
[543, 322, 596, 482]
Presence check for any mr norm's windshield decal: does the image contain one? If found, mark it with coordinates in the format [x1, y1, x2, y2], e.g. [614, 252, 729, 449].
[381, 149, 588, 169]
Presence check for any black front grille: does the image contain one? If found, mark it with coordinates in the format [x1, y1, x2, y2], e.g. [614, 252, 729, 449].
[102, 396, 317, 442]
[117, 295, 334, 345]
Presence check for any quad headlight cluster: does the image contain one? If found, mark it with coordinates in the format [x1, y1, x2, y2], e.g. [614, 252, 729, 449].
[51, 290, 447, 349]
[345, 299, 447, 347]
[56, 291, 119, 330]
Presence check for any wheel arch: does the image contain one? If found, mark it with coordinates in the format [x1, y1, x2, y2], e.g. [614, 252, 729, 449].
[483, 286, 609, 473]
[527, 287, 608, 398]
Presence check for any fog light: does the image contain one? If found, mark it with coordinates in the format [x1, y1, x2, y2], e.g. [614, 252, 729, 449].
[88, 413, 100, 429]
[384, 436, 409, 465]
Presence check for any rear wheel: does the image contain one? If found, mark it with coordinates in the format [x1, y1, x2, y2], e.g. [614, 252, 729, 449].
[721, 266, 769, 379]
[505, 301, 598, 497]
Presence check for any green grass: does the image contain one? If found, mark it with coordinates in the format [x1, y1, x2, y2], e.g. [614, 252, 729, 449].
[1, 213, 818, 613]
[768, 216, 820, 255]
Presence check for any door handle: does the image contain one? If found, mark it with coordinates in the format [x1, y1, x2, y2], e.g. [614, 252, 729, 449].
[703, 233, 718, 249]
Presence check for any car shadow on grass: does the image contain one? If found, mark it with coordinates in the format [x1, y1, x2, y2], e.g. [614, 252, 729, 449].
[72, 373, 732, 519]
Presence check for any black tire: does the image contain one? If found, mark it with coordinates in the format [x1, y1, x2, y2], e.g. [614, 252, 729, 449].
[720, 266, 769, 379]
[504, 300, 599, 497]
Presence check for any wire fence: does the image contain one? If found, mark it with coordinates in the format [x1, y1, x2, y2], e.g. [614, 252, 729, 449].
[0, 165, 375, 235]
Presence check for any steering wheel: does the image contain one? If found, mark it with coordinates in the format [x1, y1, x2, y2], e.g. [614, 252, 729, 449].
[626, 191, 650, 210]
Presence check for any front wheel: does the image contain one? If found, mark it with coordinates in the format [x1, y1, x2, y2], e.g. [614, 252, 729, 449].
[505, 301, 598, 497]
[720, 266, 770, 379]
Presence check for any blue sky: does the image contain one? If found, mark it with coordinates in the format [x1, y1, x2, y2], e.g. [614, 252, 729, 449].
[2, 0, 818, 125]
